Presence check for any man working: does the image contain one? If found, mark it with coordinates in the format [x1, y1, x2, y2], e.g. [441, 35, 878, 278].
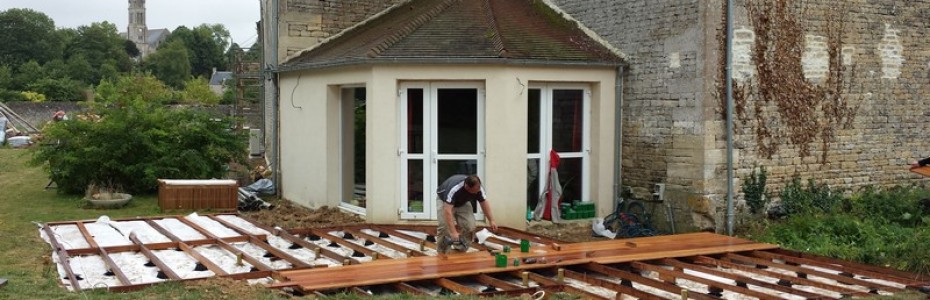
[911, 157, 930, 168]
[436, 174, 498, 253]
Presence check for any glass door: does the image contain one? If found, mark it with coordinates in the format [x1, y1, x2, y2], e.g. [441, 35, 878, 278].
[527, 84, 590, 210]
[400, 82, 484, 220]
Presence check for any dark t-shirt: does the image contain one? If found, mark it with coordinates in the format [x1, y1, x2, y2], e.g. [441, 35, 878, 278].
[436, 175, 486, 211]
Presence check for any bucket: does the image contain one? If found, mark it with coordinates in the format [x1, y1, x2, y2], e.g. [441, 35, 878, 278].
[495, 254, 507, 267]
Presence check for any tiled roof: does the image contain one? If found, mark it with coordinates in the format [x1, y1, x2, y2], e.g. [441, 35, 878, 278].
[282, 0, 624, 70]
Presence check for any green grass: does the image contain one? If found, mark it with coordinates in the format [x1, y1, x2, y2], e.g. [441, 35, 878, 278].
[0, 148, 245, 299]
[0, 148, 513, 299]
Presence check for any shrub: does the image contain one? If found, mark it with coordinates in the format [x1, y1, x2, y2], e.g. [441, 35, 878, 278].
[0, 89, 27, 102]
[741, 165, 768, 214]
[779, 176, 843, 216]
[31, 98, 246, 194]
[20, 91, 45, 102]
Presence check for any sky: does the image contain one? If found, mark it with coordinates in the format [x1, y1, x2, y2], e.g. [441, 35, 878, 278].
[0, 0, 261, 47]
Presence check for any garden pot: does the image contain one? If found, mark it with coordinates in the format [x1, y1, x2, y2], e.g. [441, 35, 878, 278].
[86, 193, 132, 208]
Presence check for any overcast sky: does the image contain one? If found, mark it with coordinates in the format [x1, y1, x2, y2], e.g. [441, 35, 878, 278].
[0, 0, 261, 47]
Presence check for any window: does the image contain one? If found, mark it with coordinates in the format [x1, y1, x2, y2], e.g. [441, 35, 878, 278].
[527, 85, 590, 210]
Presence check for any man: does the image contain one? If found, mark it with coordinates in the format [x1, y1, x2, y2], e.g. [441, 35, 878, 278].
[911, 157, 930, 168]
[436, 174, 497, 253]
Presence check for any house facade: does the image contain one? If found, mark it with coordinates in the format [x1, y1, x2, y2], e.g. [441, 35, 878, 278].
[262, 0, 930, 231]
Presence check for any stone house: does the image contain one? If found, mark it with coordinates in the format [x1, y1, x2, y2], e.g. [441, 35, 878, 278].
[261, 0, 930, 231]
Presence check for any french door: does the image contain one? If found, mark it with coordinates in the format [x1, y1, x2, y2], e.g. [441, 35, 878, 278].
[527, 84, 590, 209]
[400, 82, 485, 220]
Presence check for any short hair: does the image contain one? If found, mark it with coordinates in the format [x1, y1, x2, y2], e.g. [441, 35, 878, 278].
[464, 175, 481, 187]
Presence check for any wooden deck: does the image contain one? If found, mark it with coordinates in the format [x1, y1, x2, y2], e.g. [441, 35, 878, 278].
[272, 232, 776, 291]
[40, 214, 930, 298]
[271, 231, 930, 299]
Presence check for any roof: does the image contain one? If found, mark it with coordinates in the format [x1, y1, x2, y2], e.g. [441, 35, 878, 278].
[147, 28, 171, 45]
[281, 0, 625, 71]
[209, 71, 234, 85]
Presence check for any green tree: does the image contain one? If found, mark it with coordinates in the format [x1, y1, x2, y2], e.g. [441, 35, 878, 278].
[123, 39, 140, 58]
[144, 40, 191, 89]
[165, 24, 230, 78]
[11, 60, 44, 91]
[65, 22, 132, 83]
[66, 54, 94, 85]
[31, 98, 246, 194]
[0, 8, 63, 66]
[95, 73, 175, 104]
[27, 77, 82, 101]
[180, 77, 220, 105]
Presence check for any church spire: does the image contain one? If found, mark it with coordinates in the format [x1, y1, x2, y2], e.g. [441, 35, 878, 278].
[128, 0, 148, 56]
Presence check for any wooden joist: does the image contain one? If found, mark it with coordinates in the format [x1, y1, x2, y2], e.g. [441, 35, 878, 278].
[42, 215, 930, 299]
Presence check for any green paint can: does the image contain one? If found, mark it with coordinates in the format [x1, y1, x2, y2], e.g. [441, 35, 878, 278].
[520, 239, 530, 252]
[495, 254, 507, 268]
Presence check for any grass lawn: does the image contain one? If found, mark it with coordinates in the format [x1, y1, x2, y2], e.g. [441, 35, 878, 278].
[0, 148, 489, 300]
[0, 148, 287, 299]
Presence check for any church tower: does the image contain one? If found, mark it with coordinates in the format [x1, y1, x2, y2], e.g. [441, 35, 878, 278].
[128, 0, 148, 56]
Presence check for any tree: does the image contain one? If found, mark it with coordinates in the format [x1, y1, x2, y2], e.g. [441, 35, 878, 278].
[31, 97, 247, 194]
[143, 40, 191, 89]
[180, 77, 220, 105]
[0, 8, 63, 66]
[11, 61, 44, 91]
[165, 24, 230, 78]
[123, 39, 140, 58]
[65, 22, 132, 83]
[95, 73, 174, 105]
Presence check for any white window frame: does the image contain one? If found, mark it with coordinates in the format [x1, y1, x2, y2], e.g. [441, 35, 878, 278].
[399, 81, 486, 220]
[528, 83, 591, 204]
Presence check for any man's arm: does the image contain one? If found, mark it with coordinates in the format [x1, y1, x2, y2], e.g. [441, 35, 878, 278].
[912, 157, 930, 168]
[479, 200, 497, 231]
[444, 202, 459, 239]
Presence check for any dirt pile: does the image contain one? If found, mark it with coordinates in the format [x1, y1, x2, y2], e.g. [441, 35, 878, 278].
[243, 199, 365, 229]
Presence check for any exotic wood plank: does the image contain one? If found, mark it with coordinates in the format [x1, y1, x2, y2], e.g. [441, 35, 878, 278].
[726, 252, 901, 293]
[176, 216, 273, 272]
[392, 282, 430, 295]
[373, 226, 438, 251]
[208, 215, 312, 268]
[73, 221, 132, 287]
[43, 225, 81, 290]
[911, 166, 930, 177]
[312, 229, 383, 260]
[273, 232, 776, 291]
[517, 269, 611, 300]
[561, 267, 660, 300]
[583, 263, 717, 300]
[696, 255, 866, 297]
[177, 242, 227, 276]
[434, 277, 478, 295]
[129, 233, 181, 280]
[769, 249, 930, 286]
[492, 227, 564, 244]
[630, 261, 780, 300]
[474, 274, 522, 290]
[345, 228, 426, 257]
[278, 229, 356, 265]
[666, 258, 825, 299]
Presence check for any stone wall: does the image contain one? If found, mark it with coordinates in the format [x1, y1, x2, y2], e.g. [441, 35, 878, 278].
[552, 0, 714, 231]
[553, 0, 930, 231]
[4, 102, 83, 131]
[277, 0, 403, 62]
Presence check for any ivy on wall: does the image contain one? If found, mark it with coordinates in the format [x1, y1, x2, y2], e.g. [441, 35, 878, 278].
[718, 0, 858, 163]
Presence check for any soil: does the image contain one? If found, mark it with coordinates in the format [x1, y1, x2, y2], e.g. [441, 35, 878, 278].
[244, 198, 607, 243]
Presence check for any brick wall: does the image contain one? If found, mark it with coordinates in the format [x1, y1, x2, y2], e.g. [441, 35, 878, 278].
[554, 0, 930, 231]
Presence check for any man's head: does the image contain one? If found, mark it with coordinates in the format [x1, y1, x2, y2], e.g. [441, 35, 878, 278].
[464, 175, 482, 194]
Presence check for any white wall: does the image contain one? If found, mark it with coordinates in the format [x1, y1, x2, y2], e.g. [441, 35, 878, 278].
[278, 64, 616, 229]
